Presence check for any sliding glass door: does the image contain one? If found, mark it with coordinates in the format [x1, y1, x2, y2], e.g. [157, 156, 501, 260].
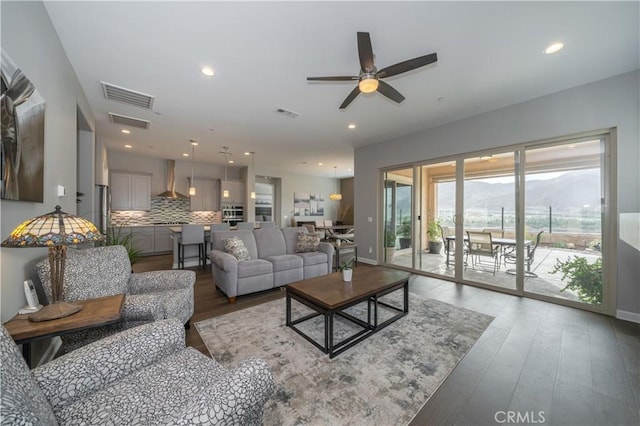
[383, 168, 415, 267]
[462, 152, 517, 291]
[522, 138, 606, 307]
[380, 131, 613, 314]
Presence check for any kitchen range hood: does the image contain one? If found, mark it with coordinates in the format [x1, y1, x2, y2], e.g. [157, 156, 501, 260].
[156, 159, 188, 199]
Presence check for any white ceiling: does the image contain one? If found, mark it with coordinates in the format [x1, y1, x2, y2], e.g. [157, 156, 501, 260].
[44, 1, 639, 178]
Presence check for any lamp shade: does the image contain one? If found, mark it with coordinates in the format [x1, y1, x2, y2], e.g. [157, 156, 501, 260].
[2, 205, 103, 248]
[2, 206, 104, 322]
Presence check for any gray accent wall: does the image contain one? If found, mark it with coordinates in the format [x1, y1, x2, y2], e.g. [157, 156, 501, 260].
[1, 1, 95, 323]
[354, 71, 639, 317]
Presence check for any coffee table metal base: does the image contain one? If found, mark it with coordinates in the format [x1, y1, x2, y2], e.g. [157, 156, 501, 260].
[286, 280, 408, 358]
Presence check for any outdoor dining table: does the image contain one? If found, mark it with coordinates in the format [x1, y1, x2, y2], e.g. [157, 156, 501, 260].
[445, 235, 532, 273]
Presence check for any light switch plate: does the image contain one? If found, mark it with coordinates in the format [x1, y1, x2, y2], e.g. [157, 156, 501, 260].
[57, 185, 66, 197]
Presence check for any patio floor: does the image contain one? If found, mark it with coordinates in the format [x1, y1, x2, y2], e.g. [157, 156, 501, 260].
[390, 246, 602, 305]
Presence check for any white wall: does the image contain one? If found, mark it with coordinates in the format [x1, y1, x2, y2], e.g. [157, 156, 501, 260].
[354, 71, 640, 316]
[1, 1, 95, 324]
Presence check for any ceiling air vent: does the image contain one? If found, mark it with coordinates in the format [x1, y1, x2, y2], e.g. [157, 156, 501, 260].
[275, 108, 299, 118]
[108, 112, 150, 130]
[101, 81, 155, 109]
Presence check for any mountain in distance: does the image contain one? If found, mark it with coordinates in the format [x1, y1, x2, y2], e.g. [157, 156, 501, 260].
[426, 169, 601, 213]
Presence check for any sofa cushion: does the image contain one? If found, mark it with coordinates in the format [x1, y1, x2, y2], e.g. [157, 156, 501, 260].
[264, 254, 304, 272]
[53, 348, 233, 425]
[295, 232, 320, 252]
[280, 226, 310, 254]
[211, 230, 259, 259]
[36, 245, 130, 302]
[296, 251, 328, 266]
[222, 236, 251, 261]
[253, 228, 287, 258]
[0, 327, 58, 425]
[237, 259, 273, 279]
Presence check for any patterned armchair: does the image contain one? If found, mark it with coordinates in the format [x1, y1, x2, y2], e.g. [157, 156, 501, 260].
[35, 245, 194, 352]
[1, 319, 275, 425]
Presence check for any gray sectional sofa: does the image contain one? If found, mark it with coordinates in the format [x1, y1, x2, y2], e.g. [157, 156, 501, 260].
[209, 226, 334, 303]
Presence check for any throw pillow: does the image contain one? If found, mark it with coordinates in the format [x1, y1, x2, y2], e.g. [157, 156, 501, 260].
[296, 232, 320, 253]
[222, 236, 251, 261]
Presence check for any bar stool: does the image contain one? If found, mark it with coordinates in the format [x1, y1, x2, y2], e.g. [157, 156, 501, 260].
[236, 222, 255, 230]
[178, 224, 205, 269]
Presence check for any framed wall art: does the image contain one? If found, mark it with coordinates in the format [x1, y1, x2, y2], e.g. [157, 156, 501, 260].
[1, 51, 45, 202]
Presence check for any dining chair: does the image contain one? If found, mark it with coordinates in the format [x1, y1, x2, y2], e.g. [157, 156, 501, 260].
[439, 225, 455, 265]
[483, 228, 504, 260]
[504, 231, 544, 277]
[466, 231, 500, 275]
[178, 224, 206, 269]
[314, 220, 326, 240]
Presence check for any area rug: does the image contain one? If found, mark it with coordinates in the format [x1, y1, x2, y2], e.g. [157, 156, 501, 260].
[195, 292, 493, 426]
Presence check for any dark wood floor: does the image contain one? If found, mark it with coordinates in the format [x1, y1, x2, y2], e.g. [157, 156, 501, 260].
[136, 255, 640, 426]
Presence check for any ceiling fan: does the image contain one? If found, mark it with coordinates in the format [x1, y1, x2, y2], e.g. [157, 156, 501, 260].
[307, 32, 438, 109]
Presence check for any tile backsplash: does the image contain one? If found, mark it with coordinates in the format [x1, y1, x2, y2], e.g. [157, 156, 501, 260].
[110, 197, 221, 226]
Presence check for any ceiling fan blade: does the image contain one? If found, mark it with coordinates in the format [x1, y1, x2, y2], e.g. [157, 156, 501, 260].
[377, 80, 405, 103]
[357, 32, 375, 72]
[339, 86, 361, 109]
[307, 76, 359, 81]
[377, 53, 438, 78]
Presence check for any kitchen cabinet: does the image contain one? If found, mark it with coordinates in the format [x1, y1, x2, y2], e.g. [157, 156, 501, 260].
[220, 180, 245, 205]
[153, 226, 173, 253]
[189, 178, 219, 211]
[110, 172, 151, 211]
[131, 226, 154, 255]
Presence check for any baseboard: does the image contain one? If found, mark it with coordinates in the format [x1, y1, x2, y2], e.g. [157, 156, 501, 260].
[35, 337, 62, 367]
[616, 310, 640, 323]
[357, 257, 378, 265]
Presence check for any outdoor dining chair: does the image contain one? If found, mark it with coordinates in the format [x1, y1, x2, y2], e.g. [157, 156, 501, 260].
[466, 231, 500, 275]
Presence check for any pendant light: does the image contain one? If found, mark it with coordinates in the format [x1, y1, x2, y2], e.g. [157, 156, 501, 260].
[250, 151, 256, 199]
[189, 140, 197, 196]
[219, 146, 231, 198]
[329, 166, 342, 201]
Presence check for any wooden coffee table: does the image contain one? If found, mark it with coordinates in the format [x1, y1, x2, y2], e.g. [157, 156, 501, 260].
[285, 267, 410, 358]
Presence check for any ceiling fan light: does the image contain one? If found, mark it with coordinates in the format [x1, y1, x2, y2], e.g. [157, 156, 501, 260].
[359, 77, 379, 93]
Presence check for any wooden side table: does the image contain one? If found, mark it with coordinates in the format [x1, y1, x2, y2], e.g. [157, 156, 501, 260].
[332, 242, 358, 271]
[4, 294, 125, 367]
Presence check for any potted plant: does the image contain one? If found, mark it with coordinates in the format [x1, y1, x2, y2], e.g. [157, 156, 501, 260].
[339, 258, 355, 282]
[426, 219, 442, 254]
[398, 218, 412, 249]
[551, 255, 603, 304]
[384, 229, 396, 261]
[102, 224, 142, 265]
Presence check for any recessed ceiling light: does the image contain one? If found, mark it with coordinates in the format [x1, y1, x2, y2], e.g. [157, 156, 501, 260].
[228, 160, 234, 164]
[545, 42, 564, 54]
[348, 124, 356, 129]
[318, 162, 323, 166]
[121, 129, 131, 134]
[244, 152, 251, 156]
[201, 67, 215, 77]
[124, 144, 132, 149]
[182, 153, 189, 157]
[190, 140, 198, 146]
